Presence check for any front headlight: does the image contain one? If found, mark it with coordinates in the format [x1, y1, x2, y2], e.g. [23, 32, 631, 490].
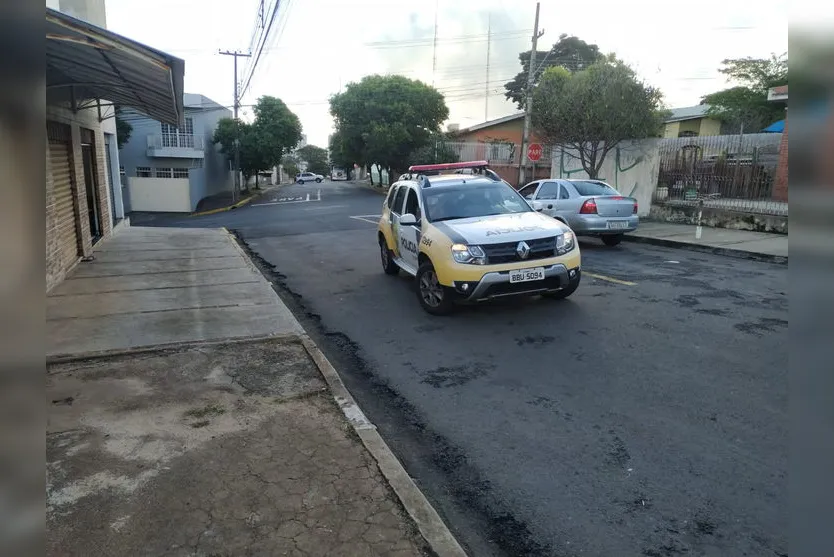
[451, 243, 486, 265]
[556, 231, 575, 255]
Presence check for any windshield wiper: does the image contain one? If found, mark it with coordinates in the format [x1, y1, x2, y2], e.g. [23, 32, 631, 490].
[432, 215, 469, 222]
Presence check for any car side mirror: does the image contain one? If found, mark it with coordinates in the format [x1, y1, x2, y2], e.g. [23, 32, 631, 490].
[399, 213, 418, 226]
[530, 200, 545, 212]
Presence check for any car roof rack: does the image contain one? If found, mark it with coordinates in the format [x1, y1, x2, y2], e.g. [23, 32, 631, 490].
[404, 160, 503, 188]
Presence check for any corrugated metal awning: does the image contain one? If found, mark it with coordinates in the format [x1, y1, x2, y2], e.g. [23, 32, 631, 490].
[46, 8, 184, 126]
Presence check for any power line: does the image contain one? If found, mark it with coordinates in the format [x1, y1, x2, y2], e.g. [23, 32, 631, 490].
[239, 0, 282, 99]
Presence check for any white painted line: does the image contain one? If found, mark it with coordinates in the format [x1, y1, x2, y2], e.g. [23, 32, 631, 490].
[305, 193, 310, 201]
[302, 205, 348, 210]
[252, 199, 320, 207]
[349, 216, 380, 224]
[317, 189, 321, 200]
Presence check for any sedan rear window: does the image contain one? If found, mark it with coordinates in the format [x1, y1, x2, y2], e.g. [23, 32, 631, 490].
[571, 181, 619, 196]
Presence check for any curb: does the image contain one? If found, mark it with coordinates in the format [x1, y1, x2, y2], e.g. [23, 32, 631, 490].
[191, 194, 255, 217]
[227, 230, 467, 557]
[350, 180, 389, 196]
[299, 336, 468, 557]
[621, 234, 788, 264]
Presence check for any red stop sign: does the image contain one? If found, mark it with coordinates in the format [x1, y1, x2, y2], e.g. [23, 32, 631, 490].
[527, 143, 543, 162]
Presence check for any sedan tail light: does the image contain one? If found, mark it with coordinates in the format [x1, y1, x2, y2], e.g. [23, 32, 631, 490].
[633, 201, 638, 214]
[579, 198, 598, 214]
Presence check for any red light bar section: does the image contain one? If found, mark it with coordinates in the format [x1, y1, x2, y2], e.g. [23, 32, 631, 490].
[408, 160, 489, 172]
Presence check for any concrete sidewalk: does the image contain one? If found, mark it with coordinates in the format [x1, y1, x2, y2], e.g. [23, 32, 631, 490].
[46, 225, 461, 557]
[624, 221, 788, 263]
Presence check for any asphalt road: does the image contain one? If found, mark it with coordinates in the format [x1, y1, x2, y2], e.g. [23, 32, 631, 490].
[134, 180, 788, 557]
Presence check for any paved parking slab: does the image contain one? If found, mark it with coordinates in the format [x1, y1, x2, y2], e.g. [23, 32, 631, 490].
[47, 226, 301, 358]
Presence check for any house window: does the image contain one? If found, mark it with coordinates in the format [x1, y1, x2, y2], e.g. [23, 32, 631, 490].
[119, 166, 126, 178]
[172, 168, 189, 178]
[136, 166, 151, 177]
[161, 117, 195, 147]
[678, 130, 698, 138]
[156, 167, 173, 178]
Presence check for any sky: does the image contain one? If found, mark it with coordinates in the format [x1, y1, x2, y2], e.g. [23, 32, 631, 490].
[106, 0, 788, 148]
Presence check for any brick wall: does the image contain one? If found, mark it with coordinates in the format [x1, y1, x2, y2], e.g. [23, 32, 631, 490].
[772, 114, 788, 202]
[46, 104, 115, 291]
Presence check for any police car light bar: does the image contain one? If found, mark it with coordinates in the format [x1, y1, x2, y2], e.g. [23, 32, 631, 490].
[408, 160, 489, 173]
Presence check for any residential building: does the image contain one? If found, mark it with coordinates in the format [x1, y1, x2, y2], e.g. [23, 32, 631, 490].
[451, 113, 544, 145]
[46, 4, 184, 290]
[663, 105, 723, 138]
[768, 85, 788, 202]
[447, 113, 548, 187]
[118, 94, 233, 213]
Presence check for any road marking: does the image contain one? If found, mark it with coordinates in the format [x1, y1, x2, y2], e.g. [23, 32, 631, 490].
[350, 215, 381, 224]
[302, 204, 348, 210]
[585, 272, 636, 286]
[253, 198, 320, 207]
[350, 215, 379, 224]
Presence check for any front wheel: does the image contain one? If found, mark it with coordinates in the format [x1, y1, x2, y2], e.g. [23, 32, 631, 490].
[316, 178, 322, 183]
[543, 272, 581, 300]
[416, 262, 455, 316]
[602, 234, 623, 246]
[296, 179, 304, 184]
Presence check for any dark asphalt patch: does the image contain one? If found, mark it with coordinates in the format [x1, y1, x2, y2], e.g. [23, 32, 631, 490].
[229, 229, 557, 557]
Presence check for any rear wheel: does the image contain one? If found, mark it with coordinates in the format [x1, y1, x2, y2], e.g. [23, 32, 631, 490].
[602, 234, 623, 246]
[316, 178, 322, 183]
[380, 238, 399, 275]
[416, 262, 455, 315]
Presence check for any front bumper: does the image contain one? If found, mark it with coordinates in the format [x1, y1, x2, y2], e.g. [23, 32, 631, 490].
[571, 215, 639, 234]
[453, 264, 580, 301]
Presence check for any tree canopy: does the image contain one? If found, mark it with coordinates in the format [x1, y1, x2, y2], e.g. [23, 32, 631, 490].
[531, 58, 667, 179]
[296, 145, 330, 176]
[329, 74, 449, 184]
[504, 34, 604, 110]
[114, 106, 132, 150]
[701, 53, 788, 132]
[212, 95, 303, 181]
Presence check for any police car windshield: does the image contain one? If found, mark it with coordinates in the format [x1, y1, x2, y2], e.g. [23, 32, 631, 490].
[423, 183, 532, 222]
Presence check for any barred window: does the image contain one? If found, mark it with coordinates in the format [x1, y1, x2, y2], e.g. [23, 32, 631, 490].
[136, 166, 151, 177]
[156, 167, 172, 178]
[172, 168, 189, 178]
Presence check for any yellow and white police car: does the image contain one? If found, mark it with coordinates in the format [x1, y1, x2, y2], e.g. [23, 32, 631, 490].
[377, 161, 581, 315]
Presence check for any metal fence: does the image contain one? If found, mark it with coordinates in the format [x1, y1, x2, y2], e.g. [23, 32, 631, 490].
[655, 133, 786, 216]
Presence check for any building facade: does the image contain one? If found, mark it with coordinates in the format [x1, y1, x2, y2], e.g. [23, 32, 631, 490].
[46, 4, 184, 290]
[663, 105, 723, 138]
[118, 94, 233, 213]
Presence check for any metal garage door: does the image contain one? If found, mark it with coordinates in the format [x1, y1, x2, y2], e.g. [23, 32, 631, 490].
[48, 123, 80, 272]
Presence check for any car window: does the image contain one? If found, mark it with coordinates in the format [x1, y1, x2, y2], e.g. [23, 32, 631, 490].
[404, 188, 421, 221]
[537, 182, 560, 200]
[571, 180, 619, 196]
[423, 182, 532, 222]
[517, 182, 539, 199]
[391, 186, 407, 214]
[559, 185, 571, 199]
[386, 186, 399, 209]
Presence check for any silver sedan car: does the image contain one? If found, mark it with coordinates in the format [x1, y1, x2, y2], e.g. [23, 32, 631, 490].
[517, 179, 638, 246]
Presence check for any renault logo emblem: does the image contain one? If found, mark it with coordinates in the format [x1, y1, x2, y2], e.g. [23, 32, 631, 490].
[516, 241, 531, 259]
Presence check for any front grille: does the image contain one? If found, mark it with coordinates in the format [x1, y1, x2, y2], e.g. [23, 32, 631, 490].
[480, 276, 561, 298]
[482, 236, 556, 264]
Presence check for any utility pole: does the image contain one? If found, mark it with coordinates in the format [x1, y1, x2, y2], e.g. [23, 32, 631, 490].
[432, 0, 439, 86]
[219, 50, 252, 202]
[485, 13, 491, 122]
[518, 2, 543, 186]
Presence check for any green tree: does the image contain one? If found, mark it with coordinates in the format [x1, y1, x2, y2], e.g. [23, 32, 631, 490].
[532, 59, 667, 179]
[281, 153, 300, 182]
[504, 34, 604, 110]
[406, 134, 460, 166]
[212, 95, 303, 188]
[328, 130, 356, 179]
[330, 74, 449, 185]
[296, 145, 330, 176]
[114, 106, 132, 150]
[701, 53, 788, 132]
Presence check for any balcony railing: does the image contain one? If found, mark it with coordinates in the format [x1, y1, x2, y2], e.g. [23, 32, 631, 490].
[147, 133, 204, 150]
